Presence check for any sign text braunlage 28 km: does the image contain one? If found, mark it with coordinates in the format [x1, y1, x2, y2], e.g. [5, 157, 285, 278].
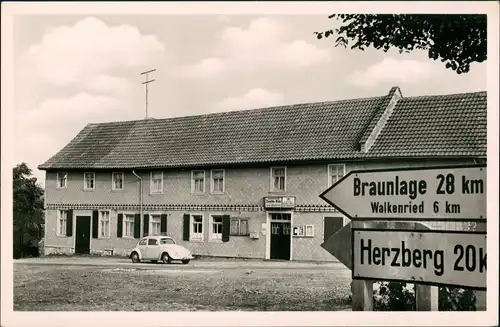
[352, 229, 486, 289]
[320, 165, 486, 221]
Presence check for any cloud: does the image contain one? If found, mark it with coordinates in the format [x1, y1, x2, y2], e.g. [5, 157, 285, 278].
[346, 57, 433, 88]
[80, 75, 133, 95]
[212, 88, 285, 111]
[24, 92, 129, 126]
[181, 58, 227, 80]
[179, 17, 330, 79]
[19, 17, 165, 87]
[14, 17, 166, 183]
[15, 92, 135, 183]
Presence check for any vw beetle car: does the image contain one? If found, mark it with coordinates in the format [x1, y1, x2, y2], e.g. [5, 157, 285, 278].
[129, 236, 194, 264]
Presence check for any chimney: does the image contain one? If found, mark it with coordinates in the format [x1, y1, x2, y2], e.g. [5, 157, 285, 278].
[360, 86, 402, 153]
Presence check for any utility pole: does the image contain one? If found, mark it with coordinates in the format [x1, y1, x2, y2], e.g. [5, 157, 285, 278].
[141, 69, 156, 119]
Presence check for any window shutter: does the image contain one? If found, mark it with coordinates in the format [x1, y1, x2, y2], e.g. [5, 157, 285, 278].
[143, 214, 149, 236]
[183, 214, 190, 241]
[222, 215, 230, 242]
[161, 214, 168, 234]
[134, 214, 141, 239]
[66, 210, 73, 236]
[92, 210, 99, 238]
[117, 214, 123, 238]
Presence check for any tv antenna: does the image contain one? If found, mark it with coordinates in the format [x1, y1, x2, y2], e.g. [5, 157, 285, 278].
[141, 69, 156, 119]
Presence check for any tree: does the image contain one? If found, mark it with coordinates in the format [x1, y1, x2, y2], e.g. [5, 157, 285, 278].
[314, 14, 487, 74]
[13, 163, 44, 258]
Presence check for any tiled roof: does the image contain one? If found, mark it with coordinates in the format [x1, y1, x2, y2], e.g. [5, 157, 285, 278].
[38, 88, 487, 170]
[368, 91, 487, 157]
[358, 86, 400, 145]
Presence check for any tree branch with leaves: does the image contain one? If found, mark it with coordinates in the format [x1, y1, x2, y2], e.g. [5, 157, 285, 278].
[13, 163, 45, 258]
[314, 14, 486, 74]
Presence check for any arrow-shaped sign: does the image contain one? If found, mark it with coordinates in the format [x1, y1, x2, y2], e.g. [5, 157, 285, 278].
[321, 221, 431, 270]
[319, 165, 486, 221]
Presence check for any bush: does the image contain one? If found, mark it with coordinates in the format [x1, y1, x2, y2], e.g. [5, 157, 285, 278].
[373, 281, 415, 311]
[372, 281, 476, 311]
[438, 286, 477, 311]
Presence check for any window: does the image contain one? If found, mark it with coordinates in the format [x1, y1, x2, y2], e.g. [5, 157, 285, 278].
[270, 213, 291, 221]
[150, 214, 161, 236]
[160, 237, 175, 245]
[210, 215, 223, 241]
[84, 172, 95, 190]
[139, 238, 147, 246]
[99, 211, 110, 238]
[57, 210, 68, 236]
[57, 172, 67, 189]
[191, 170, 205, 193]
[230, 218, 249, 236]
[123, 214, 135, 237]
[112, 172, 124, 190]
[270, 167, 286, 192]
[148, 238, 158, 246]
[328, 164, 345, 187]
[150, 172, 163, 194]
[191, 214, 204, 240]
[210, 169, 225, 193]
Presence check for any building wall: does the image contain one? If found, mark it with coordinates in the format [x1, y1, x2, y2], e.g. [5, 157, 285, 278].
[44, 209, 138, 256]
[44, 158, 481, 260]
[291, 212, 346, 261]
[169, 211, 266, 259]
[44, 208, 268, 258]
[44, 158, 478, 206]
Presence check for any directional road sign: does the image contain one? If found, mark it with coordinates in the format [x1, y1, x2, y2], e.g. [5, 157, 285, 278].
[321, 221, 432, 270]
[352, 229, 487, 289]
[319, 165, 486, 221]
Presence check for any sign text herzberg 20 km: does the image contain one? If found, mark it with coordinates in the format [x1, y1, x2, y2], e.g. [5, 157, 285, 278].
[320, 165, 486, 221]
[352, 229, 487, 289]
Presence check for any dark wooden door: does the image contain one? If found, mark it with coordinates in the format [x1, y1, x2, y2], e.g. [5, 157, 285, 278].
[75, 216, 91, 254]
[270, 222, 291, 260]
[323, 217, 344, 243]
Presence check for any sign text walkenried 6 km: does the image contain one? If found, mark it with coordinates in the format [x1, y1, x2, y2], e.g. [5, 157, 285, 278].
[352, 229, 487, 289]
[319, 165, 486, 221]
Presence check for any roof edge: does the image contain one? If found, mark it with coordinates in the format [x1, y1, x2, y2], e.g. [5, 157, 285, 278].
[37, 154, 487, 171]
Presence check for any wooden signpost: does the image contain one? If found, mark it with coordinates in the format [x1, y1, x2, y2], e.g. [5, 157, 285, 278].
[319, 164, 487, 311]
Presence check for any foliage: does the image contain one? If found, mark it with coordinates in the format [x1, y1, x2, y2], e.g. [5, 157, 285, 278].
[373, 281, 415, 311]
[314, 14, 487, 74]
[373, 281, 477, 311]
[439, 286, 477, 311]
[13, 163, 44, 258]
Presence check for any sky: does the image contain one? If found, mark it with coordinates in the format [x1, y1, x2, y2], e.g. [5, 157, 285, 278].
[13, 14, 487, 187]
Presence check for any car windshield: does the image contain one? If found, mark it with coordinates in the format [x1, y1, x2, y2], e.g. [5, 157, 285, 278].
[160, 237, 175, 245]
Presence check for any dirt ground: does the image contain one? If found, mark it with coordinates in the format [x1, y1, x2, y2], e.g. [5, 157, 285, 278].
[13, 258, 352, 311]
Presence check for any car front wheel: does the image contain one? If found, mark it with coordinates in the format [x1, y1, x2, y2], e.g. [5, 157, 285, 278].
[181, 259, 190, 264]
[131, 252, 140, 263]
[162, 253, 172, 264]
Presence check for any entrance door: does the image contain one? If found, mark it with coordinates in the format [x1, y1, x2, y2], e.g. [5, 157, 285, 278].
[75, 216, 91, 254]
[270, 219, 291, 260]
[323, 217, 344, 242]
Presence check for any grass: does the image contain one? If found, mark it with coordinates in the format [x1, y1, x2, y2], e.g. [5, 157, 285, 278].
[14, 262, 352, 311]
